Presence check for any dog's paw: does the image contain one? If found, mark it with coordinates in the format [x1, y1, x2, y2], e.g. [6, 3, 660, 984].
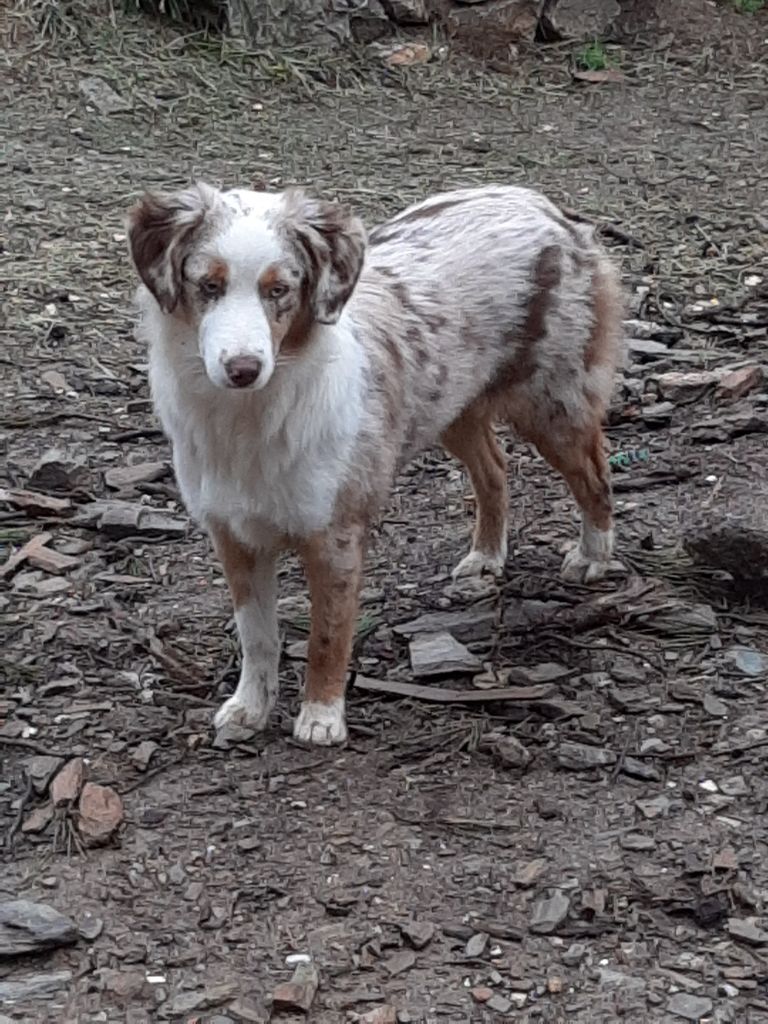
[452, 549, 506, 581]
[214, 693, 271, 732]
[560, 546, 624, 584]
[293, 699, 347, 746]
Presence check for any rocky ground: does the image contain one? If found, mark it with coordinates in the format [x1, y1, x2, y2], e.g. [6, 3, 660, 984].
[1, 2, 768, 1022]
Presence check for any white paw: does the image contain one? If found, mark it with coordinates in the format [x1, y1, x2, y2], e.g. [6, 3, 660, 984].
[560, 546, 624, 584]
[214, 693, 272, 732]
[293, 699, 347, 746]
[452, 549, 506, 581]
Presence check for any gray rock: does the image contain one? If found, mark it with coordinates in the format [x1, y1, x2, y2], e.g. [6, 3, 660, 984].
[557, 741, 617, 770]
[599, 967, 645, 993]
[728, 917, 768, 945]
[561, 942, 586, 966]
[627, 337, 670, 360]
[620, 832, 656, 851]
[540, 0, 621, 40]
[0, 900, 79, 957]
[529, 890, 570, 934]
[0, 969, 72, 1001]
[444, 0, 540, 60]
[400, 919, 435, 949]
[393, 606, 495, 642]
[78, 76, 131, 114]
[131, 740, 158, 772]
[465, 932, 488, 958]
[212, 723, 256, 749]
[25, 755, 64, 795]
[381, 0, 428, 22]
[409, 632, 482, 677]
[667, 992, 713, 1021]
[724, 646, 768, 678]
[636, 794, 671, 819]
[641, 401, 675, 426]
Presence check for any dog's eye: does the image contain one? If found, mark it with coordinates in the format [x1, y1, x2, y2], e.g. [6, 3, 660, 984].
[267, 283, 289, 300]
[199, 278, 223, 299]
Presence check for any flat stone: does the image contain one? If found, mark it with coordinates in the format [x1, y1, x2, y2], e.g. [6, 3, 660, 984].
[471, 986, 493, 1003]
[409, 632, 482, 677]
[529, 890, 570, 934]
[724, 646, 767, 678]
[0, 970, 73, 1001]
[716, 365, 764, 402]
[21, 803, 55, 834]
[620, 832, 656, 851]
[562, 943, 586, 966]
[636, 794, 671, 819]
[25, 755, 64, 795]
[0, 900, 78, 957]
[557, 741, 617, 770]
[105, 461, 168, 490]
[685, 512, 768, 581]
[540, 0, 620, 39]
[78, 911, 104, 941]
[627, 337, 669, 359]
[393, 606, 495, 642]
[667, 992, 713, 1021]
[400, 919, 435, 949]
[654, 369, 722, 402]
[514, 858, 547, 888]
[212, 722, 256, 749]
[131, 740, 158, 772]
[728, 917, 768, 945]
[78, 75, 131, 114]
[51, 758, 86, 805]
[27, 449, 91, 492]
[161, 982, 238, 1016]
[486, 994, 513, 1013]
[78, 783, 124, 846]
[384, 949, 416, 976]
[272, 961, 319, 1013]
[599, 967, 646, 993]
[465, 932, 488, 958]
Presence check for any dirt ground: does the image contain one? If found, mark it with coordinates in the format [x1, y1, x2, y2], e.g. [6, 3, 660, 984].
[2, 2, 768, 1022]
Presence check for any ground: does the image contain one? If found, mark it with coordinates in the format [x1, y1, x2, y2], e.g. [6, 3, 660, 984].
[2, 2, 768, 1022]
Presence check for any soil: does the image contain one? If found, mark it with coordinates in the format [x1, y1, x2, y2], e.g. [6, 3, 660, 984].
[1, 2, 768, 1022]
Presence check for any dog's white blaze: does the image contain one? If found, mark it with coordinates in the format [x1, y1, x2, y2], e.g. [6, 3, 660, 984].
[197, 218, 284, 389]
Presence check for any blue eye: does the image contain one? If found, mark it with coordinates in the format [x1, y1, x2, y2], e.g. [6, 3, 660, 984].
[268, 283, 289, 299]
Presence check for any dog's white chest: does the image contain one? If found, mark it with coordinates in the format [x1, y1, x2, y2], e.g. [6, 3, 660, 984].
[150, 337, 363, 544]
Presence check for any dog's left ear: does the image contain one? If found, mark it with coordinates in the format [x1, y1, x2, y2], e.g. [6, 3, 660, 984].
[281, 191, 366, 325]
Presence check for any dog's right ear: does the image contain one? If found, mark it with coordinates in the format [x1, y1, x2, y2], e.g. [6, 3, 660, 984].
[127, 183, 217, 313]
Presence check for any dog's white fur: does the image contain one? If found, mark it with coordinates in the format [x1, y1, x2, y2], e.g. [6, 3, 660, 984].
[129, 183, 623, 745]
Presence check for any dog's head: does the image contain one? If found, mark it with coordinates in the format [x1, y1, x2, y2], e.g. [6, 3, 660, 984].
[127, 183, 366, 390]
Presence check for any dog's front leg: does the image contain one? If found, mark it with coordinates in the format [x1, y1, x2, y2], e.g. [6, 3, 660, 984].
[209, 522, 280, 732]
[293, 521, 366, 745]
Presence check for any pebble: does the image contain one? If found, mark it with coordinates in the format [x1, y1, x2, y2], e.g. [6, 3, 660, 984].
[78, 782, 124, 846]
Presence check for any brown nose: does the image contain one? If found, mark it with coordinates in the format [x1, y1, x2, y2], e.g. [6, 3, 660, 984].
[224, 356, 263, 388]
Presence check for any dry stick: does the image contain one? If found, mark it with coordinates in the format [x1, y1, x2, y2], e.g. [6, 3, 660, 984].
[0, 736, 71, 758]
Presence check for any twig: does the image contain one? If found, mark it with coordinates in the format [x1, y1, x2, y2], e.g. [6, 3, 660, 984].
[0, 736, 71, 757]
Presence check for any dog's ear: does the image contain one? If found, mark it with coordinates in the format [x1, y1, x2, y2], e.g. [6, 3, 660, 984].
[127, 183, 217, 313]
[281, 191, 366, 325]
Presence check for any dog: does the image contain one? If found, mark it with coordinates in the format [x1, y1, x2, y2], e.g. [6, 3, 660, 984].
[128, 183, 622, 746]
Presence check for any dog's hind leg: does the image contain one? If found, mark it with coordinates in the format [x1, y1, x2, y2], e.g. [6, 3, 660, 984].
[522, 418, 618, 584]
[442, 409, 509, 580]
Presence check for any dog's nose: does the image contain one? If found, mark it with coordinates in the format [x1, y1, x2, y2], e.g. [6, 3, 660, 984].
[224, 356, 263, 388]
